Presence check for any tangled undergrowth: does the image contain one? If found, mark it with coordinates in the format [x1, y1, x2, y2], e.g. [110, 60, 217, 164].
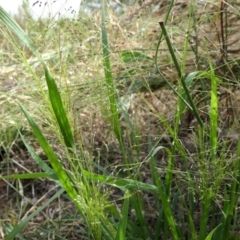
[1, 0, 240, 239]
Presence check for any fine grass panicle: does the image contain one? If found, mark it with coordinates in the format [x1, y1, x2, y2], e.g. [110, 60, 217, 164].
[1, 0, 240, 239]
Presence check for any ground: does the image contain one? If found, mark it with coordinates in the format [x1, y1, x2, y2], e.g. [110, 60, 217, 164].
[1, 0, 240, 239]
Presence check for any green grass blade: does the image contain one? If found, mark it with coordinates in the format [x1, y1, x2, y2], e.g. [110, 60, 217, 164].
[159, 117, 188, 163]
[181, 195, 197, 240]
[209, 63, 218, 163]
[199, 193, 213, 240]
[158, 21, 181, 78]
[19, 104, 80, 209]
[154, 0, 174, 63]
[101, 0, 121, 142]
[177, 71, 200, 129]
[5, 188, 64, 240]
[198, 66, 219, 239]
[0, 6, 44, 66]
[155, 34, 193, 111]
[1, 172, 48, 179]
[3, 223, 25, 240]
[219, 133, 240, 239]
[119, 50, 153, 63]
[159, 21, 203, 128]
[205, 224, 222, 240]
[44, 69, 75, 149]
[117, 104, 140, 159]
[114, 190, 130, 240]
[130, 195, 150, 239]
[216, 188, 230, 239]
[148, 145, 179, 239]
[82, 169, 158, 193]
[0, 7, 75, 150]
[20, 131, 58, 181]
[154, 0, 192, 112]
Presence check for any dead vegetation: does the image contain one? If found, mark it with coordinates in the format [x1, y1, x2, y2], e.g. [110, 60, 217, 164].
[1, 0, 240, 238]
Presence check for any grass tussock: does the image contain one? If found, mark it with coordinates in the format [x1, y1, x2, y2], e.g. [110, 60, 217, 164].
[1, 0, 240, 239]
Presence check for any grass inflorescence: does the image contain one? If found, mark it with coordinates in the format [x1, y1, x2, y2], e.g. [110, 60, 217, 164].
[1, 0, 240, 239]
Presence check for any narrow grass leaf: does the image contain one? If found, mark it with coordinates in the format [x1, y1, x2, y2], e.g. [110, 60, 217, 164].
[151, 166, 179, 240]
[119, 50, 153, 63]
[0, 7, 44, 66]
[44, 69, 75, 149]
[178, 71, 200, 121]
[1, 172, 48, 179]
[20, 131, 58, 181]
[220, 133, 240, 239]
[205, 224, 222, 240]
[158, 22, 181, 78]
[82, 169, 158, 193]
[101, 0, 121, 142]
[4, 223, 26, 240]
[130, 195, 149, 239]
[0, 7, 75, 150]
[148, 142, 179, 239]
[209, 63, 218, 162]
[182, 196, 197, 240]
[5, 188, 64, 240]
[154, 29, 193, 111]
[19, 104, 79, 207]
[199, 193, 213, 240]
[115, 190, 130, 240]
[117, 104, 140, 159]
[159, 21, 203, 127]
[159, 117, 187, 163]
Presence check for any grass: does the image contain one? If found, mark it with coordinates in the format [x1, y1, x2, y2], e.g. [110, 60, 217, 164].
[1, 0, 240, 239]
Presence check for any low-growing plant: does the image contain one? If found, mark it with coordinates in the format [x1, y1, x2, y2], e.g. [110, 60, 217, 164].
[1, 0, 240, 240]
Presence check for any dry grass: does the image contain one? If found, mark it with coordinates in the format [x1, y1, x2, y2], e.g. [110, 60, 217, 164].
[1, 1, 240, 238]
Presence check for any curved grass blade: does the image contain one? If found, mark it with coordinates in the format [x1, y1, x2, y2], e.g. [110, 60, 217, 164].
[149, 147, 179, 240]
[209, 63, 218, 163]
[44, 69, 75, 149]
[178, 71, 200, 122]
[114, 190, 130, 240]
[159, 21, 203, 128]
[1, 172, 48, 180]
[20, 131, 58, 181]
[19, 104, 81, 212]
[205, 224, 222, 240]
[0, 6, 44, 65]
[101, 0, 121, 142]
[82, 169, 158, 193]
[217, 134, 240, 239]
[0, 7, 75, 150]
[5, 188, 64, 240]
[119, 50, 153, 63]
